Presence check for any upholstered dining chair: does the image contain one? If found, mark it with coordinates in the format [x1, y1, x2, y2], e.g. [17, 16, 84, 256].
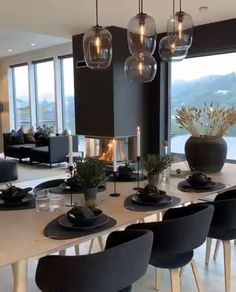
[35, 229, 153, 292]
[205, 189, 236, 292]
[126, 203, 214, 292]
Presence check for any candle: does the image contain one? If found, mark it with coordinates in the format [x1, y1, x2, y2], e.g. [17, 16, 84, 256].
[68, 130, 73, 167]
[137, 126, 141, 157]
[113, 138, 117, 172]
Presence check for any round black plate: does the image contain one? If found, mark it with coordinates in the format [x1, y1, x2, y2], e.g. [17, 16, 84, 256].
[131, 194, 173, 206]
[58, 213, 109, 230]
[0, 193, 34, 206]
[183, 180, 215, 190]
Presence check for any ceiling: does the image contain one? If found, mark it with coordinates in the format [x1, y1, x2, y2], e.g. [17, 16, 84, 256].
[0, 0, 235, 57]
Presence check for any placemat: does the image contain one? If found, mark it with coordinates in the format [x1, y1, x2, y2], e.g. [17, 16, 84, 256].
[35, 179, 106, 195]
[107, 173, 147, 183]
[178, 180, 225, 193]
[0, 194, 35, 211]
[124, 195, 181, 212]
[44, 215, 117, 239]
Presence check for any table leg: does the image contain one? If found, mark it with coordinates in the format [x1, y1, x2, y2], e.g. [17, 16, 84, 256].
[11, 260, 28, 292]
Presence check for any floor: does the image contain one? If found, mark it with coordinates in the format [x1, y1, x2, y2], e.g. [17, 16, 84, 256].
[0, 231, 236, 292]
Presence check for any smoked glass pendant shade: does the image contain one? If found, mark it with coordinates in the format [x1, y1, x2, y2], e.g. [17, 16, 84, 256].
[159, 36, 188, 62]
[83, 25, 112, 70]
[124, 52, 157, 83]
[167, 11, 193, 49]
[127, 13, 157, 55]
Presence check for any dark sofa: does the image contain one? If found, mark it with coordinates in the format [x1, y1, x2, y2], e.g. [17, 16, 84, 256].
[30, 135, 78, 167]
[3, 133, 36, 161]
[3, 133, 78, 167]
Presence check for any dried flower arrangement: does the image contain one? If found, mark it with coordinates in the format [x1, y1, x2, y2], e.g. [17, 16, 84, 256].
[175, 103, 236, 137]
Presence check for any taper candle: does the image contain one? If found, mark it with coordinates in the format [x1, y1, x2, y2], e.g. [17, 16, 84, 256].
[113, 138, 117, 172]
[137, 126, 141, 157]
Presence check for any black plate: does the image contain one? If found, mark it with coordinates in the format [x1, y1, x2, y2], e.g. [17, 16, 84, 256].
[0, 187, 32, 202]
[131, 194, 173, 206]
[0, 193, 34, 206]
[58, 213, 109, 230]
[184, 180, 215, 190]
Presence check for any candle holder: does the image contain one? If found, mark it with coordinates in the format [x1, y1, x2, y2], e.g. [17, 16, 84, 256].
[133, 156, 142, 192]
[66, 164, 75, 207]
[110, 171, 120, 197]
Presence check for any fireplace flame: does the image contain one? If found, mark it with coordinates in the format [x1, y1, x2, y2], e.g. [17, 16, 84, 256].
[99, 140, 126, 162]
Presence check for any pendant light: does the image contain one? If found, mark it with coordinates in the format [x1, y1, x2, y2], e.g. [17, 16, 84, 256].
[159, 0, 189, 62]
[124, 52, 157, 83]
[167, 0, 193, 49]
[159, 36, 188, 62]
[83, 0, 112, 70]
[127, 0, 157, 55]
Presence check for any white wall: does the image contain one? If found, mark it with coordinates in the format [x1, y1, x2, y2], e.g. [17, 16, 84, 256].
[0, 42, 72, 151]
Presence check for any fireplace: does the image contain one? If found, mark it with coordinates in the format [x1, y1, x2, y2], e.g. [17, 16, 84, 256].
[85, 136, 136, 165]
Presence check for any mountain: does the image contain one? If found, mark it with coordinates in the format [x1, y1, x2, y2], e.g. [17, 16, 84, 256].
[171, 72, 236, 115]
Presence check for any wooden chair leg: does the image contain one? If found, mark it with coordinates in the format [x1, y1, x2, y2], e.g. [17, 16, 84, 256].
[205, 237, 212, 265]
[213, 240, 220, 261]
[191, 259, 203, 292]
[88, 239, 95, 254]
[222, 240, 231, 292]
[11, 260, 28, 292]
[97, 236, 104, 251]
[169, 269, 180, 292]
[59, 249, 66, 256]
[155, 268, 161, 290]
[74, 244, 80, 255]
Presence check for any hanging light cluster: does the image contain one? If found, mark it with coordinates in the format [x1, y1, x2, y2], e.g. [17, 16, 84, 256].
[159, 0, 193, 62]
[83, 0, 193, 83]
[83, 0, 112, 70]
[124, 0, 157, 83]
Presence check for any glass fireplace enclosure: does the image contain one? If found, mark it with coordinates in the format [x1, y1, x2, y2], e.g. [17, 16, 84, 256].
[84, 136, 136, 164]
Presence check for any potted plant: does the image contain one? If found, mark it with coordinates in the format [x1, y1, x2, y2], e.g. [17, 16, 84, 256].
[35, 124, 55, 145]
[144, 154, 173, 187]
[118, 161, 134, 180]
[176, 103, 236, 172]
[75, 159, 106, 202]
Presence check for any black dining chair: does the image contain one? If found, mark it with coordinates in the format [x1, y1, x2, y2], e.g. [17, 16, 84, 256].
[126, 203, 214, 292]
[35, 229, 153, 292]
[205, 189, 236, 292]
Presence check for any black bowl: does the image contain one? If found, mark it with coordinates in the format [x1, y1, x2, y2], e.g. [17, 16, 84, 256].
[186, 173, 211, 187]
[0, 187, 32, 202]
[137, 190, 166, 203]
[66, 207, 103, 226]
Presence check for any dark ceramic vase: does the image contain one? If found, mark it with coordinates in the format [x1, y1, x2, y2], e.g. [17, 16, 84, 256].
[185, 136, 227, 173]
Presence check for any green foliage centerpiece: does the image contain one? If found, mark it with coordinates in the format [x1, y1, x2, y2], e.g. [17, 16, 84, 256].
[75, 159, 106, 204]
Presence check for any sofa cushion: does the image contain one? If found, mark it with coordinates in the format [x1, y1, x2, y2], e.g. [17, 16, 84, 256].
[7, 145, 22, 150]
[8, 129, 24, 145]
[31, 146, 49, 153]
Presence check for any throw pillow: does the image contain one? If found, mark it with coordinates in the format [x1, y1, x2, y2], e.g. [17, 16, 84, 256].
[8, 128, 24, 145]
[24, 127, 36, 143]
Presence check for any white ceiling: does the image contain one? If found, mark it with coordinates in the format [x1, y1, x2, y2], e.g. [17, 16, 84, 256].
[0, 0, 235, 57]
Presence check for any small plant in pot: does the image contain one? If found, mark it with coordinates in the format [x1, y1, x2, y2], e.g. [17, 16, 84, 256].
[144, 154, 173, 187]
[75, 159, 106, 204]
[117, 161, 134, 180]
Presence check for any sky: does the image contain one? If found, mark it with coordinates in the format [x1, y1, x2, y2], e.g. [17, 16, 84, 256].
[172, 52, 236, 82]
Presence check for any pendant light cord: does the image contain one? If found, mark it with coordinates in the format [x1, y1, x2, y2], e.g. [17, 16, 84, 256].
[173, 0, 175, 14]
[179, 0, 182, 12]
[96, 0, 99, 26]
[138, 0, 143, 14]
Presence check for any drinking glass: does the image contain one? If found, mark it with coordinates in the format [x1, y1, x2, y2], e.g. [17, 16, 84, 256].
[35, 189, 49, 212]
[49, 195, 64, 212]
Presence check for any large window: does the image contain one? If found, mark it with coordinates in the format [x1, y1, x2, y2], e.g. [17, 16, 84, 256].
[12, 65, 30, 129]
[171, 52, 236, 160]
[61, 57, 75, 133]
[35, 60, 56, 127]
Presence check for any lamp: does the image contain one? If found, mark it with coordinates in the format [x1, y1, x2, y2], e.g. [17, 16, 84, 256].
[159, 0, 190, 62]
[124, 53, 157, 83]
[159, 36, 188, 62]
[83, 0, 112, 70]
[127, 0, 157, 55]
[167, 0, 193, 49]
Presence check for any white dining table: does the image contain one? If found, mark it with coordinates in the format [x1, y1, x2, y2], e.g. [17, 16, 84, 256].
[1, 163, 236, 292]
